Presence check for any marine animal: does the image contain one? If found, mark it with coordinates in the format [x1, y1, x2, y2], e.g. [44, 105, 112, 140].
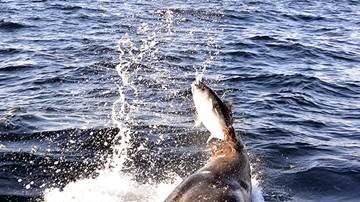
[165, 80, 251, 202]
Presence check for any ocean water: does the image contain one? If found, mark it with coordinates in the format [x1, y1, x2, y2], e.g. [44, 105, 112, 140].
[0, 0, 359, 201]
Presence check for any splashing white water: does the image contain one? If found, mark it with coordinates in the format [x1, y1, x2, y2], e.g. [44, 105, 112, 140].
[44, 169, 264, 202]
[251, 165, 265, 202]
[44, 7, 265, 202]
[44, 170, 182, 202]
[45, 12, 178, 202]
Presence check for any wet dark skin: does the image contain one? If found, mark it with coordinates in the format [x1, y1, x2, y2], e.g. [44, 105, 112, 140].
[165, 127, 251, 202]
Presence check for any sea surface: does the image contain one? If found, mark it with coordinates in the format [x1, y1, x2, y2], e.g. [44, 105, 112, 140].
[1, 0, 359, 201]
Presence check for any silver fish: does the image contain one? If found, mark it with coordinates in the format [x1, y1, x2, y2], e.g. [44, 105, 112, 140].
[191, 79, 233, 142]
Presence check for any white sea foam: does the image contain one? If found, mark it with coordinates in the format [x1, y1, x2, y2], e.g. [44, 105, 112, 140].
[44, 170, 182, 202]
[45, 169, 264, 202]
[251, 176, 265, 202]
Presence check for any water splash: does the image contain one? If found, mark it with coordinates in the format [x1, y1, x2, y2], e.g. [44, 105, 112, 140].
[45, 11, 178, 202]
[44, 7, 265, 202]
[194, 33, 221, 82]
[44, 171, 182, 202]
[251, 163, 265, 202]
[109, 30, 160, 170]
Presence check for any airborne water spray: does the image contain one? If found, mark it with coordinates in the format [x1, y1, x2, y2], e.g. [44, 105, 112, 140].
[44, 8, 182, 202]
[44, 4, 265, 201]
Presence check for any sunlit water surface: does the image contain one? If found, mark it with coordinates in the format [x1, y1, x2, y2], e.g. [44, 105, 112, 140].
[0, 0, 359, 202]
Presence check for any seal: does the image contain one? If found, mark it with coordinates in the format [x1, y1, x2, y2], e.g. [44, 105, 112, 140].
[164, 81, 251, 202]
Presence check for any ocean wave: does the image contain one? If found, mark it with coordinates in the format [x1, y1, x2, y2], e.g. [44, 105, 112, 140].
[0, 64, 35, 72]
[0, 127, 120, 199]
[0, 20, 27, 30]
[248, 35, 278, 42]
[0, 47, 22, 54]
[282, 13, 326, 22]
[157, 8, 224, 21]
[264, 41, 359, 62]
[1, 0, 359, 201]
[282, 166, 360, 201]
[224, 73, 359, 99]
[221, 50, 258, 59]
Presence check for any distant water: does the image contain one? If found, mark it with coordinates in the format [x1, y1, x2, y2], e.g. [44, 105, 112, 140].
[1, 0, 359, 201]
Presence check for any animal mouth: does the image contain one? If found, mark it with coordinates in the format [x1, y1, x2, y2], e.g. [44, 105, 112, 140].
[192, 79, 205, 90]
[191, 80, 200, 91]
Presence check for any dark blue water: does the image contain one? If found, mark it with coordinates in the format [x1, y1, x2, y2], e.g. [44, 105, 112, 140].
[1, 0, 359, 201]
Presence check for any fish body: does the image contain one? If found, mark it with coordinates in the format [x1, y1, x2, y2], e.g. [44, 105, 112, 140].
[191, 79, 232, 142]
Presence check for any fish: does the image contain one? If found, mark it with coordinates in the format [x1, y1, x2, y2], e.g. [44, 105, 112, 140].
[191, 79, 233, 143]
